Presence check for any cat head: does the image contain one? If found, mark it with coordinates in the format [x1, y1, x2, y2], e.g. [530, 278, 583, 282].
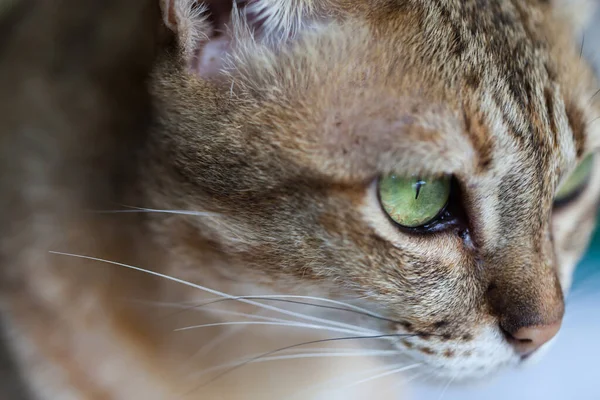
[148, 0, 600, 382]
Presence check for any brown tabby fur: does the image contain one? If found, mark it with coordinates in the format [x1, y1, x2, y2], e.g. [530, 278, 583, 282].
[1, 0, 600, 399]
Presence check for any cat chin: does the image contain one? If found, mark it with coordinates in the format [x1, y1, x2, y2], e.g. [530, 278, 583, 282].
[427, 340, 554, 388]
[384, 351, 518, 387]
[406, 361, 515, 389]
[405, 335, 559, 386]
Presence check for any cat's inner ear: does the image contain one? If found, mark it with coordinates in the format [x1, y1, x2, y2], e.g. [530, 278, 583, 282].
[160, 0, 230, 78]
[160, 0, 307, 79]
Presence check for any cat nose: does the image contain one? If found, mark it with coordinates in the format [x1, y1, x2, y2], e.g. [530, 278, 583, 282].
[486, 271, 565, 357]
[501, 321, 562, 356]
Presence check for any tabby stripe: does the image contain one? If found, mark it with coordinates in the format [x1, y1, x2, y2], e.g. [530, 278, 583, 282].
[462, 107, 493, 171]
[543, 87, 559, 149]
[565, 102, 586, 158]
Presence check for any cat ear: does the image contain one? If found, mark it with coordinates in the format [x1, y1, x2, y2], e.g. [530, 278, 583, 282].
[160, 0, 319, 79]
[160, 0, 218, 77]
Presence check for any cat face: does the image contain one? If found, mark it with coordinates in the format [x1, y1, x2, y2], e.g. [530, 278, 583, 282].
[150, 0, 600, 382]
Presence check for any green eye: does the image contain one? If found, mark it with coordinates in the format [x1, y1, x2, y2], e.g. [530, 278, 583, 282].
[379, 175, 451, 228]
[555, 155, 594, 203]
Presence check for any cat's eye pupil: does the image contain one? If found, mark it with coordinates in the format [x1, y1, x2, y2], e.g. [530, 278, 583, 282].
[414, 180, 426, 199]
[379, 175, 451, 228]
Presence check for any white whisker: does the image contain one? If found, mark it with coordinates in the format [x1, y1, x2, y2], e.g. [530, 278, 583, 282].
[288, 362, 412, 400]
[380, 371, 425, 397]
[130, 295, 385, 322]
[193, 294, 387, 320]
[437, 373, 457, 400]
[402, 371, 424, 385]
[49, 252, 379, 335]
[129, 300, 378, 337]
[90, 207, 217, 217]
[194, 350, 402, 378]
[187, 332, 390, 369]
[201, 308, 310, 324]
[248, 350, 401, 363]
[342, 363, 421, 389]
[174, 321, 367, 336]
[130, 299, 312, 324]
[271, 347, 395, 355]
[187, 323, 244, 361]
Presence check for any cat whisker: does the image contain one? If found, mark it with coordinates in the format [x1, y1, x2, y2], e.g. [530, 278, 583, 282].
[437, 373, 458, 400]
[132, 299, 322, 325]
[48, 252, 379, 335]
[287, 361, 409, 400]
[399, 371, 425, 387]
[193, 333, 418, 390]
[189, 350, 407, 397]
[193, 294, 384, 318]
[248, 350, 403, 363]
[165, 295, 396, 325]
[587, 115, 600, 127]
[341, 362, 421, 389]
[589, 87, 600, 103]
[174, 321, 369, 336]
[130, 299, 376, 336]
[49, 253, 422, 393]
[187, 322, 244, 361]
[89, 206, 218, 217]
[196, 350, 403, 378]
[270, 347, 398, 355]
[370, 371, 427, 400]
[187, 329, 392, 370]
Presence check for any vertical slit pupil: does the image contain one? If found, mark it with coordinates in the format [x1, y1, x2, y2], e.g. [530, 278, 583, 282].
[414, 180, 425, 200]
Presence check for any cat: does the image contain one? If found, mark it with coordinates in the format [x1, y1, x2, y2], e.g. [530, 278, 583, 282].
[1, 0, 600, 399]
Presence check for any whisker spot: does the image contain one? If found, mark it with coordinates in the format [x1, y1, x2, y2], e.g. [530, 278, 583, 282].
[443, 349, 455, 358]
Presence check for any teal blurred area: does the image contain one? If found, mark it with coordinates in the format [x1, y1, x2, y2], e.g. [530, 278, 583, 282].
[572, 223, 600, 291]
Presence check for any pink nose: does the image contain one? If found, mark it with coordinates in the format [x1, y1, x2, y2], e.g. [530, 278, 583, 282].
[504, 321, 562, 356]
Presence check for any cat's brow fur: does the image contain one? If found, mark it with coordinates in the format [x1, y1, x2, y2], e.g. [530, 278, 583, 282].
[1, 0, 600, 399]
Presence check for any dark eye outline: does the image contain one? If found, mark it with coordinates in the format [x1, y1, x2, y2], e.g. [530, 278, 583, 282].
[377, 175, 469, 235]
[553, 155, 595, 209]
[553, 178, 590, 208]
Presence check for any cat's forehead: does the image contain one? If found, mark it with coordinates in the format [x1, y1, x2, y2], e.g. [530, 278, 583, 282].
[234, 0, 599, 186]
